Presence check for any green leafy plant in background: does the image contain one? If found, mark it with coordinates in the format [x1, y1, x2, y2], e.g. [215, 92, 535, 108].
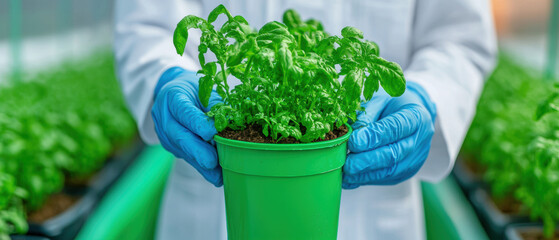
[0, 172, 27, 240]
[536, 83, 559, 120]
[0, 51, 137, 237]
[516, 136, 559, 238]
[462, 56, 551, 196]
[462, 56, 559, 237]
[173, 5, 405, 142]
[516, 83, 559, 238]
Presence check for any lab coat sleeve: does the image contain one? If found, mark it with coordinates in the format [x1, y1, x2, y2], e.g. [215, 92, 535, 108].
[114, 0, 203, 144]
[406, 0, 497, 182]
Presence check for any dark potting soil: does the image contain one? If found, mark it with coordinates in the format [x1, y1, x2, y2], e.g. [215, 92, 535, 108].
[460, 155, 524, 214]
[218, 124, 349, 144]
[492, 194, 524, 214]
[462, 155, 487, 177]
[520, 231, 559, 240]
[65, 173, 96, 188]
[27, 193, 80, 223]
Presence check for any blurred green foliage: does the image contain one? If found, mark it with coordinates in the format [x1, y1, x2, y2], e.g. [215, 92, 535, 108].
[0, 172, 27, 240]
[0, 51, 136, 238]
[462, 55, 559, 237]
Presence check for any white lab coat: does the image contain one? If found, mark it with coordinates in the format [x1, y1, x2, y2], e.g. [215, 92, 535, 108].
[114, 0, 496, 239]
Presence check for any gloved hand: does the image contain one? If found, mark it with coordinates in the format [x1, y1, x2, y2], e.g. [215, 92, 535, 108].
[343, 82, 437, 189]
[152, 67, 223, 187]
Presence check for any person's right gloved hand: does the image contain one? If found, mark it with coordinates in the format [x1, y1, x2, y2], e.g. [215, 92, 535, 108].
[152, 67, 223, 187]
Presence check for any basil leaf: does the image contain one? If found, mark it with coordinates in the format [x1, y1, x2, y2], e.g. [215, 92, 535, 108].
[368, 56, 406, 97]
[173, 15, 207, 55]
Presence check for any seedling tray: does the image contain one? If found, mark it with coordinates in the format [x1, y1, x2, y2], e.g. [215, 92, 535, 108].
[505, 224, 559, 240]
[27, 190, 96, 240]
[26, 138, 145, 240]
[452, 157, 485, 194]
[90, 137, 145, 196]
[10, 235, 50, 240]
[470, 188, 531, 239]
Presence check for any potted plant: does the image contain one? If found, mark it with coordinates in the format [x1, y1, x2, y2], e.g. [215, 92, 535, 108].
[502, 84, 559, 239]
[172, 5, 405, 239]
[483, 123, 559, 240]
[460, 56, 559, 239]
[457, 56, 538, 195]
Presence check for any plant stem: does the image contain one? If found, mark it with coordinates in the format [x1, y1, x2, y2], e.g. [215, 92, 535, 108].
[244, 56, 253, 81]
[220, 62, 230, 99]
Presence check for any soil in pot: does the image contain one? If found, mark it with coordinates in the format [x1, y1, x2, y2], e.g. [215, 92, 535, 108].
[218, 124, 348, 143]
[461, 154, 487, 177]
[493, 195, 524, 215]
[27, 193, 80, 223]
[520, 231, 559, 240]
[65, 173, 96, 189]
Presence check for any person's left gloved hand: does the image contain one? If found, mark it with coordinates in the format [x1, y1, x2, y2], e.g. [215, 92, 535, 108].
[152, 67, 223, 187]
[343, 82, 437, 189]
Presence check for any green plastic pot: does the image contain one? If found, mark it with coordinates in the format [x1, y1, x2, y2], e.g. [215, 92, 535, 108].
[215, 125, 352, 240]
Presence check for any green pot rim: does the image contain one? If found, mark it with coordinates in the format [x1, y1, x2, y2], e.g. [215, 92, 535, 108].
[214, 123, 352, 151]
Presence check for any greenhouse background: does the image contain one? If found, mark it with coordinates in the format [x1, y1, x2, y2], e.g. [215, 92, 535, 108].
[0, 0, 114, 80]
[1, 0, 557, 80]
[0, 0, 558, 239]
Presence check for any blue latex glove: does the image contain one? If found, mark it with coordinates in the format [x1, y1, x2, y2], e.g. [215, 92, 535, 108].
[152, 67, 223, 187]
[343, 82, 437, 189]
